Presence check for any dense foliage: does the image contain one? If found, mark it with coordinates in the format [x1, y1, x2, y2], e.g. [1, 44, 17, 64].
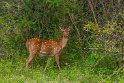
[0, 0, 124, 82]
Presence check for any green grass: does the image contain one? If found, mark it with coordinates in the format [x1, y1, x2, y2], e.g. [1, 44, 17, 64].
[0, 53, 124, 83]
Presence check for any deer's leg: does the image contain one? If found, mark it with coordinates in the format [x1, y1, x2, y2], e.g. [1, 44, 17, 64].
[26, 53, 36, 68]
[44, 57, 52, 71]
[55, 55, 61, 70]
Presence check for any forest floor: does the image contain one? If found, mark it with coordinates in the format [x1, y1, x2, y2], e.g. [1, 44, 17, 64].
[0, 53, 124, 83]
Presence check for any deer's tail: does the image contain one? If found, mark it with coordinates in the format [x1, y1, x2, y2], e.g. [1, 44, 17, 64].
[26, 40, 29, 50]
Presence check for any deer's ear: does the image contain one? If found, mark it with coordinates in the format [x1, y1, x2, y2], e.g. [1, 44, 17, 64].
[68, 26, 72, 31]
[67, 28, 70, 31]
[60, 27, 64, 31]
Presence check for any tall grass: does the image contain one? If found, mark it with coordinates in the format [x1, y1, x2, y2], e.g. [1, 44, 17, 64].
[0, 52, 123, 83]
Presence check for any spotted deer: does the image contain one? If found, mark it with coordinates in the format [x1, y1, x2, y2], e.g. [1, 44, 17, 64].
[26, 27, 70, 70]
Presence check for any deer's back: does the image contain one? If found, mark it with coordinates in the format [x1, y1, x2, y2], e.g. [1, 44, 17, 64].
[26, 38, 62, 55]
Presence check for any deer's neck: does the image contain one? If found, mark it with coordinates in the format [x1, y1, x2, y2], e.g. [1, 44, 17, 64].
[61, 36, 69, 48]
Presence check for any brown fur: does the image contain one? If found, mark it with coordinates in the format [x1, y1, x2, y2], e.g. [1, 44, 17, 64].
[26, 28, 70, 69]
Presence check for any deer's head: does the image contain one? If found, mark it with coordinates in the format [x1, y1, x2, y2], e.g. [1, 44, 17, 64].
[60, 28, 70, 37]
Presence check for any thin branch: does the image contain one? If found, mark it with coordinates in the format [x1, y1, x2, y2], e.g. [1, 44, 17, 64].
[68, 13, 84, 58]
[87, 0, 98, 27]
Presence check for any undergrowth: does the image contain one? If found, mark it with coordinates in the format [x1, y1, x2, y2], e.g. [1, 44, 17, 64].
[0, 52, 123, 83]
